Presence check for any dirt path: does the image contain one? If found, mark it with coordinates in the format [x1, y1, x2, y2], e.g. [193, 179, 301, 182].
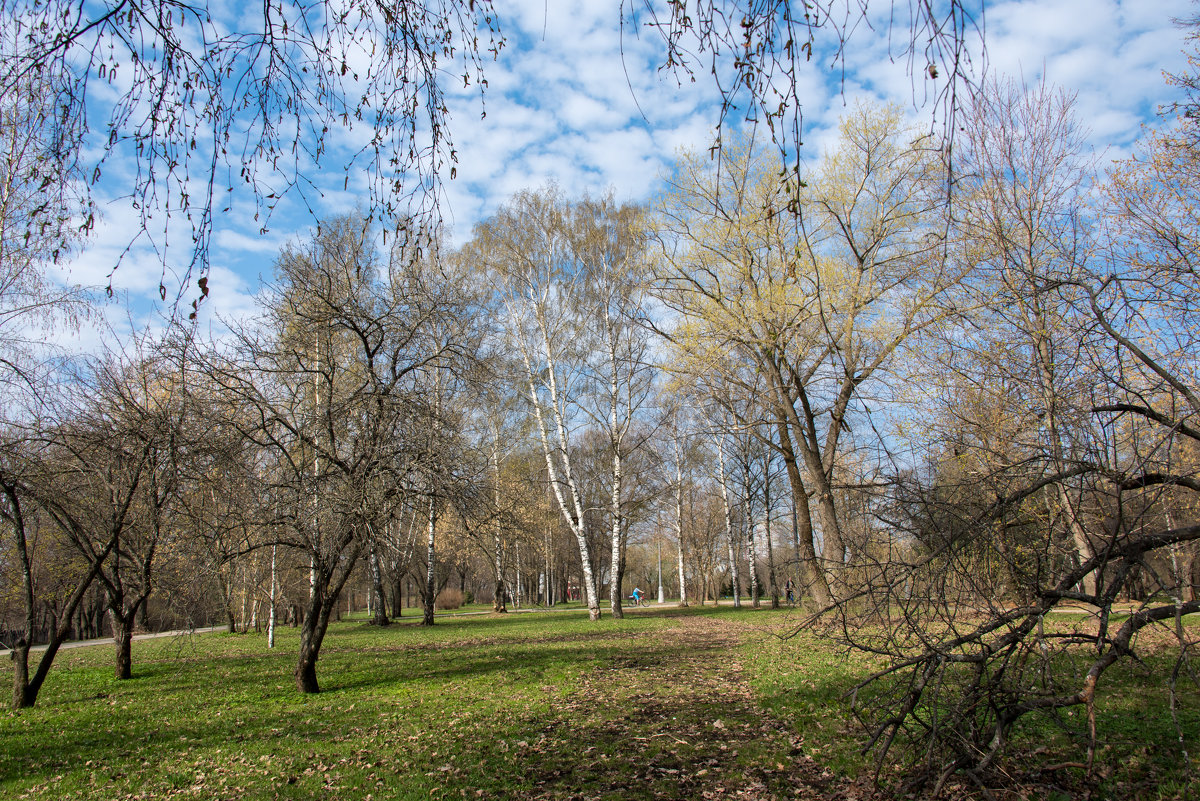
[521, 613, 877, 800]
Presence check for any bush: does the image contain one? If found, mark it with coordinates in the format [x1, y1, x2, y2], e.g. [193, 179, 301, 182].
[435, 588, 463, 610]
[463, 590, 474, 605]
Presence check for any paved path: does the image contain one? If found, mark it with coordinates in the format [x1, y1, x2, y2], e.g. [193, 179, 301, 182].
[0, 603, 658, 657]
[0, 625, 226, 658]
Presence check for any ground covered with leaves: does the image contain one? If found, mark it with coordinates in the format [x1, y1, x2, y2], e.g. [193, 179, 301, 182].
[1, 605, 1195, 799]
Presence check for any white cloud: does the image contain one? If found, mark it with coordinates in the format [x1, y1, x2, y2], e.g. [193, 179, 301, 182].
[981, 0, 1192, 148]
[44, 0, 1200, 345]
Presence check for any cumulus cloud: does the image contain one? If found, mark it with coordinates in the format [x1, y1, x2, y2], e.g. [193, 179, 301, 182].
[55, 0, 1199, 341]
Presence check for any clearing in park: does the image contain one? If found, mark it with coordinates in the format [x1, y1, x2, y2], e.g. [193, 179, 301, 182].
[1, 605, 1196, 800]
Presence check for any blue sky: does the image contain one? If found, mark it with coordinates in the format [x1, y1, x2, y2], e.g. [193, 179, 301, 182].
[50, 0, 1197, 348]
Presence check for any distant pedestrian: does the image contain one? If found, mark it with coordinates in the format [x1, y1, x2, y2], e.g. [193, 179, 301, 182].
[785, 578, 795, 604]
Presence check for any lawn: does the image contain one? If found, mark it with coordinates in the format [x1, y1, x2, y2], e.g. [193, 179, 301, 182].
[1, 605, 1196, 799]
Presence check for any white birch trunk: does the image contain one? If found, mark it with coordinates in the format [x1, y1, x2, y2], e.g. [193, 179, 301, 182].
[518, 332, 601, 620]
[423, 493, 437, 626]
[717, 437, 741, 608]
[657, 541, 664, 604]
[674, 438, 688, 607]
[268, 544, 277, 648]
[609, 434, 624, 618]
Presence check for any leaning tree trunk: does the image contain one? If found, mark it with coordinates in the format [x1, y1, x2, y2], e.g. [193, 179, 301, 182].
[7, 482, 118, 708]
[766, 372, 832, 607]
[294, 531, 362, 694]
[775, 426, 831, 607]
[295, 590, 330, 694]
[522, 340, 601, 620]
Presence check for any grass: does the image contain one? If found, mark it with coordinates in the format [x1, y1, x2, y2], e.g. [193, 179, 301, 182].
[747, 609, 1200, 799]
[1, 604, 1197, 800]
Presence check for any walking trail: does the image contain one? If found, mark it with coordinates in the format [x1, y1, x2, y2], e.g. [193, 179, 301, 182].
[520, 612, 875, 800]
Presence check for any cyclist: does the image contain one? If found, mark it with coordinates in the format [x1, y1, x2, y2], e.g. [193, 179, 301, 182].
[630, 587, 644, 606]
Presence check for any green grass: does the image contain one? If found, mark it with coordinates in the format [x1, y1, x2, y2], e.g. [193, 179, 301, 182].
[0, 607, 749, 800]
[1, 604, 1197, 799]
[744, 609, 1200, 799]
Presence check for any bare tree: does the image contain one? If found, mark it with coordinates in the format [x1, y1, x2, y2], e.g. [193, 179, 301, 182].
[571, 196, 658, 618]
[202, 215, 474, 692]
[1, 0, 501, 296]
[3, 337, 185, 704]
[824, 76, 1200, 793]
[0, 26, 91, 392]
[634, 1, 979, 175]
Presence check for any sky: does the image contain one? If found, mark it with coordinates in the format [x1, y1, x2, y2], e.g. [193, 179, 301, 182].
[47, 0, 1199, 349]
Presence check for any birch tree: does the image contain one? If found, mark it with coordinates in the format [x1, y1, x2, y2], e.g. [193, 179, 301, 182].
[573, 197, 657, 618]
[472, 187, 649, 621]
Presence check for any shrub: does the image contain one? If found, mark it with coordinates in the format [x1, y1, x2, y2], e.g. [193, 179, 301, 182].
[435, 588, 463, 610]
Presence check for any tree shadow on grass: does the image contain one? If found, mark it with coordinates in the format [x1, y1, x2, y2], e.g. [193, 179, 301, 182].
[1, 607, 850, 800]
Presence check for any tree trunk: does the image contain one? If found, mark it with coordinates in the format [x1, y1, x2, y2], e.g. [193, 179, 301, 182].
[493, 574, 507, 612]
[774, 418, 831, 607]
[744, 459, 760, 608]
[764, 363, 833, 606]
[110, 610, 134, 680]
[765, 516, 779, 609]
[677, 539, 688, 607]
[6, 481, 118, 709]
[515, 541, 523, 609]
[268, 544, 278, 648]
[423, 494, 437, 626]
[748, 522, 760, 608]
[609, 447, 625, 618]
[1187, 547, 1200, 603]
[8, 484, 36, 709]
[764, 455, 779, 609]
[675, 454, 688, 607]
[215, 564, 237, 633]
[493, 451, 507, 613]
[657, 541, 665, 604]
[15, 639, 64, 710]
[522, 343, 600, 620]
[295, 591, 329, 694]
[369, 546, 389, 626]
[717, 438, 741, 608]
[11, 642, 32, 710]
